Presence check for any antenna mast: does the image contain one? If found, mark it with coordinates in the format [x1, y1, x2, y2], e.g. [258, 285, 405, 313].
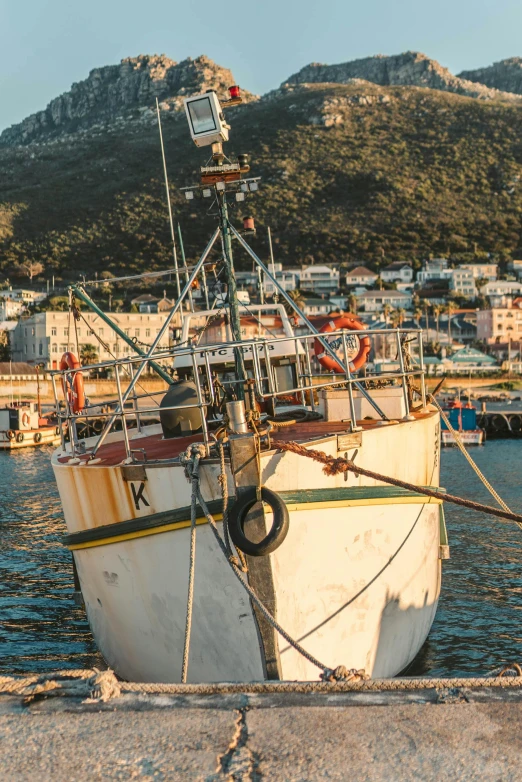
[156, 98, 182, 302]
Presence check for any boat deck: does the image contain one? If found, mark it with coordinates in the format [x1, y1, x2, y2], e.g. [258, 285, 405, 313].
[57, 411, 435, 467]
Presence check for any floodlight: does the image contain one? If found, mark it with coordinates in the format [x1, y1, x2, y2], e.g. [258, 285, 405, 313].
[216, 182, 226, 191]
[236, 192, 245, 202]
[249, 182, 259, 192]
[202, 188, 212, 198]
[241, 183, 249, 192]
[185, 191, 194, 200]
[184, 92, 230, 148]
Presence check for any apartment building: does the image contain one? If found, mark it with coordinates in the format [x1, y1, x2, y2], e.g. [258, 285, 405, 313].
[299, 265, 340, 294]
[460, 263, 497, 281]
[10, 311, 172, 368]
[416, 259, 452, 286]
[357, 290, 412, 313]
[262, 263, 300, 296]
[476, 306, 522, 343]
[450, 268, 477, 298]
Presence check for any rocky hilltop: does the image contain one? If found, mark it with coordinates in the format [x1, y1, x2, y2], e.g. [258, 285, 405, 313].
[284, 51, 522, 102]
[459, 57, 522, 96]
[0, 54, 249, 146]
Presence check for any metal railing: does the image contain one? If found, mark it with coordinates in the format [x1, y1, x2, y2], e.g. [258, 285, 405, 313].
[50, 327, 428, 461]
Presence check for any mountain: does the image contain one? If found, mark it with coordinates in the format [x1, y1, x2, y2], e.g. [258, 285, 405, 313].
[459, 58, 522, 96]
[0, 54, 256, 147]
[283, 51, 522, 102]
[0, 54, 521, 291]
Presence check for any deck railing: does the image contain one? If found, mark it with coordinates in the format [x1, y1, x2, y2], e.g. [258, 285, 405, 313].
[50, 327, 428, 460]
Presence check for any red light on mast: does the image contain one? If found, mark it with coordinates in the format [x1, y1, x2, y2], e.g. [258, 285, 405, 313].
[229, 85, 241, 99]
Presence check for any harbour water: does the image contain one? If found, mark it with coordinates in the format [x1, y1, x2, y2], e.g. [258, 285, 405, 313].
[0, 442, 520, 677]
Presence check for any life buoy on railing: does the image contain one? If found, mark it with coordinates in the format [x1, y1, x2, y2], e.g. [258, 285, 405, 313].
[59, 352, 86, 414]
[314, 317, 371, 373]
[228, 486, 289, 557]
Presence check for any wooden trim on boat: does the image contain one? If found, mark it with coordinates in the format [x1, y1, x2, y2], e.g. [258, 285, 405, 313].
[65, 486, 443, 551]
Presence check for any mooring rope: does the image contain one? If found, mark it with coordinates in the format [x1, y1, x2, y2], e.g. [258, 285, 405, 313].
[270, 440, 522, 527]
[180, 444, 365, 684]
[428, 394, 512, 516]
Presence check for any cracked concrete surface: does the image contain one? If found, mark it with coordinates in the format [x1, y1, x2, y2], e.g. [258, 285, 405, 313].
[0, 690, 522, 780]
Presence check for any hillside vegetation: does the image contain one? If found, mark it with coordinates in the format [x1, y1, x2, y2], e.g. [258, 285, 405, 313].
[0, 81, 521, 286]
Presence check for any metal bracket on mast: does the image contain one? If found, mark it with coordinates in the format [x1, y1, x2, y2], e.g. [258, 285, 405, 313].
[228, 223, 388, 421]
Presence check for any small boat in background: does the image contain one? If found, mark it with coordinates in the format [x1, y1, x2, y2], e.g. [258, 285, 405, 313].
[441, 398, 485, 446]
[0, 402, 61, 449]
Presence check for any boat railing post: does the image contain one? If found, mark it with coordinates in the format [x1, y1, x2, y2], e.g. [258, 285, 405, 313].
[129, 362, 142, 433]
[418, 329, 427, 408]
[251, 342, 264, 398]
[115, 362, 132, 461]
[303, 335, 316, 411]
[202, 350, 216, 408]
[263, 339, 277, 401]
[64, 368, 77, 456]
[397, 329, 414, 421]
[51, 372, 66, 451]
[191, 349, 209, 455]
[342, 331, 361, 431]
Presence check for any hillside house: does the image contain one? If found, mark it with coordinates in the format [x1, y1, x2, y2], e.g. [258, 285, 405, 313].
[345, 266, 378, 287]
[461, 263, 498, 281]
[263, 263, 300, 296]
[380, 262, 413, 284]
[450, 269, 477, 298]
[299, 265, 339, 294]
[442, 347, 498, 374]
[357, 290, 412, 313]
[416, 259, 452, 285]
[477, 306, 522, 343]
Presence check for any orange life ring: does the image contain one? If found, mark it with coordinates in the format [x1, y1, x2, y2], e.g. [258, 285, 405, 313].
[314, 317, 371, 373]
[22, 413, 30, 426]
[59, 351, 86, 414]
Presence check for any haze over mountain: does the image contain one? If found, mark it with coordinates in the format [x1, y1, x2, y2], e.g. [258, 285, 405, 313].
[0, 51, 521, 288]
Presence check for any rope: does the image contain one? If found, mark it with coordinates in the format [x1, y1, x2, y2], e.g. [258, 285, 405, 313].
[182, 447, 363, 683]
[0, 669, 521, 700]
[428, 394, 512, 515]
[179, 443, 207, 683]
[270, 439, 522, 528]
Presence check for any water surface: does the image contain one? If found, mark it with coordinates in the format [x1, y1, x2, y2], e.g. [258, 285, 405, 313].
[0, 442, 520, 676]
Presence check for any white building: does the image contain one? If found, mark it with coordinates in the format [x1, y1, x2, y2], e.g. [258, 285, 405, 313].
[380, 262, 413, 284]
[0, 297, 25, 320]
[10, 311, 172, 369]
[480, 281, 522, 300]
[6, 288, 48, 304]
[450, 269, 477, 298]
[345, 266, 378, 287]
[299, 265, 340, 294]
[477, 306, 522, 343]
[263, 263, 300, 296]
[357, 290, 412, 313]
[416, 259, 452, 286]
[300, 297, 332, 317]
[460, 263, 497, 281]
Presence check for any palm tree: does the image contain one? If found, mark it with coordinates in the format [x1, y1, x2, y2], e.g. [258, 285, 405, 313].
[432, 304, 441, 343]
[284, 289, 305, 318]
[445, 300, 457, 348]
[382, 302, 392, 325]
[80, 343, 99, 366]
[396, 307, 406, 327]
[413, 306, 423, 329]
[347, 293, 358, 315]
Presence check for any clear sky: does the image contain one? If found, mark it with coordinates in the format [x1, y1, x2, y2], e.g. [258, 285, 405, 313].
[0, 0, 521, 131]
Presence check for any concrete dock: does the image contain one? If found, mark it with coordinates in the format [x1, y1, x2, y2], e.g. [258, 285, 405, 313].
[1, 686, 522, 780]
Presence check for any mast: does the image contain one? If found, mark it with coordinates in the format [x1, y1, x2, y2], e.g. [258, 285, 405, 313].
[217, 189, 246, 397]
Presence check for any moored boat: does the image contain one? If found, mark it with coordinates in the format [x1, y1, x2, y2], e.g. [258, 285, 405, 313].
[441, 399, 485, 446]
[0, 402, 61, 449]
[49, 83, 448, 683]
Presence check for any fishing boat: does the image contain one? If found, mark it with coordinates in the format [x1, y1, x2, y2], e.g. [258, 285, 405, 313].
[441, 398, 485, 446]
[50, 84, 448, 683]
[0, 402, 61, 449]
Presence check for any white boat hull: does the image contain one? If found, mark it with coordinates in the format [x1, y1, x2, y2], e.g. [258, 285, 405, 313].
[53, 412, 444, 682]
[441, 429, 484, 446]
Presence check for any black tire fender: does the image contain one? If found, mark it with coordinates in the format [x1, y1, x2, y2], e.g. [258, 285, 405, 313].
[228, 486, 289, 557]
[34, 432, 42, 443]
[16, 432, 24, 443]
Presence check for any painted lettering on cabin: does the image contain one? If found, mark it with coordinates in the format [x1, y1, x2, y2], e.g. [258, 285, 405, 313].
[131, 481, 150, 511]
